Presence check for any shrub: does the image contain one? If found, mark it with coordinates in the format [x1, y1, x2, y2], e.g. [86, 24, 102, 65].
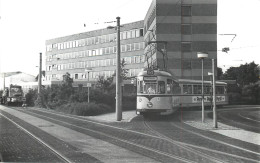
[55, 102, 113, 116]
[25, 89, 37, 106]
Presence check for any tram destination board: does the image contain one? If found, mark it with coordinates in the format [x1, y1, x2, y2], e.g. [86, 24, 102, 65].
[143, 76, 157, 81]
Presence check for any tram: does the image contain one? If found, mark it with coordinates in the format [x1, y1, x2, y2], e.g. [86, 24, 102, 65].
[136, 69, 228, 115]
[136, 69, 181, 115]
[178, 79, 228, 108]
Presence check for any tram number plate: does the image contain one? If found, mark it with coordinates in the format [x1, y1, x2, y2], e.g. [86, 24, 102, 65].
[147, 69, 154, 75]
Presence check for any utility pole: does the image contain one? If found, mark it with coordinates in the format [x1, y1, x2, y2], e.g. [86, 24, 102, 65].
[3, 73, 5, 90]
[38, 52, 42, 94]
[212, 59, 218, 128]
[116, 17, 122, 121]
[107, 17, 122, 121]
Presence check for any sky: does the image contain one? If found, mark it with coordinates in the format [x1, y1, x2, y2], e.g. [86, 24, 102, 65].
[0, 0, 259, 76]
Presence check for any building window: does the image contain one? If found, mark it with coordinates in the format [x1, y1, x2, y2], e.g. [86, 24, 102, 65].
[113, 46, 117, 53]
[105, 47, 110, 54]
[121, 45, 126, 52]
[126, 44, 131, 51]
[181, 42, 192, 52]
[134, 43, 140, 50]
[182, 6, 192, 16]
[122, 32, 127, 40]
[105, 35, 109, 42]
[136, 29, 140, 37]
[131, 30, 136, 38]
[127, 31, 131, 39]
[140, 28, 144, 36]
[109, 34, 114, 42]
[92, 50, 96, 56]
[99, 48, 103, 55]
[75, 74, 78, 79]
[182, 24, 192, 35]
[141, 42, 145, 49]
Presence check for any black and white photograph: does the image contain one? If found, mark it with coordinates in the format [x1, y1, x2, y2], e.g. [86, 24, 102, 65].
[0, 0, 259, 162]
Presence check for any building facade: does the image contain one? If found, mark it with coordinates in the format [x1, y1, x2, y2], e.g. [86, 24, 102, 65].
[45, 21, 145, 87]
[144, 0, 217, 80]
[46, 0, 217, 87]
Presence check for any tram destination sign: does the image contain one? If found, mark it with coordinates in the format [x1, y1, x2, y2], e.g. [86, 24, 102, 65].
[143, 76, 157, 81]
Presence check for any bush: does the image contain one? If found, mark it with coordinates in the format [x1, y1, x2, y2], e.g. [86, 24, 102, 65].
[122, 96, 136, 111]
[25, 89, 37, 106]
[55, 102, 113, 116]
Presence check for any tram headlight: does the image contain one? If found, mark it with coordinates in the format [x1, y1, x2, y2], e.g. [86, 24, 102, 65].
[147, 102, 153, 108]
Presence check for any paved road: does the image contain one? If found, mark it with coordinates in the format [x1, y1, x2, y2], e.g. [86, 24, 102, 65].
[0, 105, 259, 162]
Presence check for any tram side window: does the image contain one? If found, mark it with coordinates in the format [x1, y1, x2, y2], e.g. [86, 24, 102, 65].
[193, 85, 202, 94]
[172, 80, 181, 94]
[166, 79, 172, 94]
[158, 81, 165, 94]
[204, 86, 211, 95]
[183, 84, 192, 94]
[216, 86, 224, 94]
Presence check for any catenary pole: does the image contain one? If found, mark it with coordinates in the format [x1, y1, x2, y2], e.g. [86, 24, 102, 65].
[116, 17, 122, 121]
[38, 53, 42, 94]
[212, 59, 218, 128]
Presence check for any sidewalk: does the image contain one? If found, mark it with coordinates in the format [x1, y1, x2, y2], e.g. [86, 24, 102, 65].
[180, 110, 260, 146]
[86, 110, 137, 123]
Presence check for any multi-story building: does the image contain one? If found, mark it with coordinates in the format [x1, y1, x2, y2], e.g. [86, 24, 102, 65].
[45, 0, 217, 87]
[144, 0, 217, 80]
[45, 21, 145, 87]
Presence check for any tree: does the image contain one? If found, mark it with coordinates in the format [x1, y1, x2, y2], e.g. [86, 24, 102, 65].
[223, 62, 259, 87]
[58, 72, 74, 100]
[242, 82, 260, 104]
[217, 67, 223, 80]
[96, 76, 114, 93]
[120, 58, 129, 80]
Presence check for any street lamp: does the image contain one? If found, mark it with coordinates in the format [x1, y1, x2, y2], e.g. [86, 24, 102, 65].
[107, 17, 122, 121]
[85, 68, 92, 103]
[197, 52, 208, 123]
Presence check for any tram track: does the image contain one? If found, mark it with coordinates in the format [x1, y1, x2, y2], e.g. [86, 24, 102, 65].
[3, 107, 224, 163]
[2, 107, 259, 163]
[0, 112, 72, 163]
[143, 119, 225, 163]
[15, 108, 199, 163]
[218, 110, 260, 132]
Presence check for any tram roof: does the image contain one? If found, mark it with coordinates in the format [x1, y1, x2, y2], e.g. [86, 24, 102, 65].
[137, 69, 172, 77]
[178, 79, 227, 85]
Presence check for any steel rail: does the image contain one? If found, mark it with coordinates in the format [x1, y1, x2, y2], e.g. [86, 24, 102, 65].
[30, 107, 260, 156]
[10, 107, 260, 162]
[144, 120, 259, 163]
[143, 120, 224, 163]
[15, 109, 196, 163]
[170, 122, 260, 162]
[218, 111, 260, 131]
[238, 113, 260, 123]
[0, 113, 72, 163]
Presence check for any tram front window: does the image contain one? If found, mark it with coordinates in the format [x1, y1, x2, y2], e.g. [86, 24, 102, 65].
[144, 83, 156, 94]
